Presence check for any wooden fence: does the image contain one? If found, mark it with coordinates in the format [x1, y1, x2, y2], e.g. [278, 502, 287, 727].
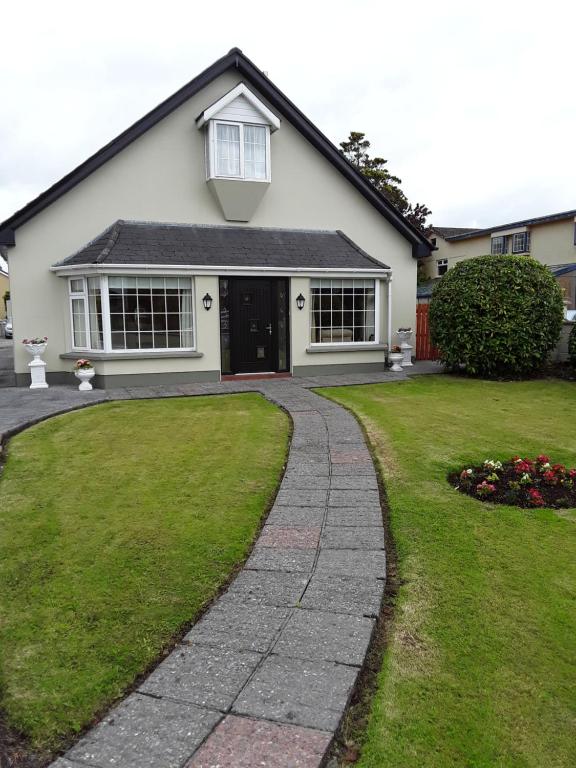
[416, 303, 439, 360]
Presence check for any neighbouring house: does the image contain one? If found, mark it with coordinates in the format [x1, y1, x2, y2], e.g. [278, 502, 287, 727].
[0, 48, 431, 388]
[0, 262, 9, 321]
[420, 209, 576, 310]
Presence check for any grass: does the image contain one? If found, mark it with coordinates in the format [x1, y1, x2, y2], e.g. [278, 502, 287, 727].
[0, 394, 289, 753]
[318, 377, 576, 768]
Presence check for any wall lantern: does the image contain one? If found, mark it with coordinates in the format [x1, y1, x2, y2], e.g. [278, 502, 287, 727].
[296, 293, 306, 310]
[202, 293, 213, 310]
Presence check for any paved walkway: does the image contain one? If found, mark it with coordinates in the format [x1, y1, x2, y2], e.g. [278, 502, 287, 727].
[0, 366, 440, 768]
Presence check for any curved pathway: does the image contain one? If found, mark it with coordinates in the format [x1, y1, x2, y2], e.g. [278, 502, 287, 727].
[0, 375, 397, 768]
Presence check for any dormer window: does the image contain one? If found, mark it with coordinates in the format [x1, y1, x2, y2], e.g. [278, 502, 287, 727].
[212, 121, 269, 181]
[197, 83, 280, 220]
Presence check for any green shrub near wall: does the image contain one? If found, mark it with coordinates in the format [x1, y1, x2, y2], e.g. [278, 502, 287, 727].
[429, 255, 564, 378]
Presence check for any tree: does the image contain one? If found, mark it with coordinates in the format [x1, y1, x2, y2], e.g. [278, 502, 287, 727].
[339, 131, 432, 233]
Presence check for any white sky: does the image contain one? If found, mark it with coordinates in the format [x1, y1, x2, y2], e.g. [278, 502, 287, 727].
[1, 0, 574, 236]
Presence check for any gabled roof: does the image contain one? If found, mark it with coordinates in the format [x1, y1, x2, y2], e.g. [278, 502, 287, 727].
[439, 209, 576, 242]
[0, 48, 431, 257]
[196, 82, 281, 131]
[52, 221, 390, 272]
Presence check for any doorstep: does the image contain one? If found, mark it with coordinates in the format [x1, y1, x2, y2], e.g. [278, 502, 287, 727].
[221, 372, 293, 382]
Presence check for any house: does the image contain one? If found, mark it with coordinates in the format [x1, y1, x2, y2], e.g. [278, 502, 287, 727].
[0, 48, 431, 388]
[421, 210, 576, 310]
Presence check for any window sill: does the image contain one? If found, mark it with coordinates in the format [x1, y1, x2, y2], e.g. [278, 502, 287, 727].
[60, 350, 204, 361]
[306, 344, 386, 354]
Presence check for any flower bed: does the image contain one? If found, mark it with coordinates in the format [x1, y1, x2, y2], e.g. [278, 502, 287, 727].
[449, 456, 576, 508]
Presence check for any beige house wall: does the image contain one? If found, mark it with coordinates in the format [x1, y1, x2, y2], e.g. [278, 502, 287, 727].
[8, 69, 415, 383]
[424, 218, 576, 280]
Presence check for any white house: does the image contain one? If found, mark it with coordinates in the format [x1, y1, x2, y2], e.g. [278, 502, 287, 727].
[0, 48, 431, 387]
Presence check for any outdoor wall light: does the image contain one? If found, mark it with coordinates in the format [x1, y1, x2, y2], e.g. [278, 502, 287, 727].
[296, 293, 306, 310]
[202, 293, 213, 310]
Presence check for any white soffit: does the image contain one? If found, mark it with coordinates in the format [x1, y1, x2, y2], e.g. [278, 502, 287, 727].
[196, 83, 281, 131]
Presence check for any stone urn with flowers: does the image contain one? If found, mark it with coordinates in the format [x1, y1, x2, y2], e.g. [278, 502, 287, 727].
[74, 359, 95, 391]
[397, 327, 414, 367]
[388, 344, 404, 372]
[22, 336, 49, 389]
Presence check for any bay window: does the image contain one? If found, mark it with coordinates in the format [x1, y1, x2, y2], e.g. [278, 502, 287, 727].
[310, 279, 377, 344]
[69, 276, 195, 352]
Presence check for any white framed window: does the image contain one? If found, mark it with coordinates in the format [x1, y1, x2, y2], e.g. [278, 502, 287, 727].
[208, 120, 270, 181]
[512, 232, 530, 253]
[491, 235, 508, 255]
[437, 258, 448, 276]
[310, 279, 378, 345]
[68, 276, 195, 352]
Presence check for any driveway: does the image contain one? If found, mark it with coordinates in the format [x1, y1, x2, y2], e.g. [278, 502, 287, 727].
[0, 339, 15, 387]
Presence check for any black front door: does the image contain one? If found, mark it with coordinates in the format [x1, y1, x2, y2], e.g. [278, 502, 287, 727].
[224, 277, 288, 374]
[230, 278, 277, 373]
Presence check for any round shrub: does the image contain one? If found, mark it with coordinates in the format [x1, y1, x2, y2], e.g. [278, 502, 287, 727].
[569, 323, 576, 367]
[429, 255, 564, 377]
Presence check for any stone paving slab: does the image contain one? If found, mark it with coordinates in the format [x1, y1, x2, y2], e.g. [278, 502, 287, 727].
[321, 525, 385, 550]
[329, 475, 379, 490]
[232, 655, 358, 732]
[66, 693, 221, 768]
[275, 489, 329, 507]
[315, 549, 387, 579]
[325, 507, 383, 527]
[225, 570, 308, 607]
[280, 474, 331, 490]
[186, 715, 332, 768]
[273, 609, 375, 666]
[258, 525, 321, 549]
[329, 463, 377, 476]
[266, 506, 325, 526]
[139, 644, 262, 711]
[328, 489, 381, 507]
[246, 547, 317, 573]
[301, 574, 384, 617]
[184, 601, 289, 653]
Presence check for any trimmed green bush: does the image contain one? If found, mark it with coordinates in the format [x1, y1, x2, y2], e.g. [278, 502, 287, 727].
[429, 255, 564, 377]
[569, 323, 576, 367]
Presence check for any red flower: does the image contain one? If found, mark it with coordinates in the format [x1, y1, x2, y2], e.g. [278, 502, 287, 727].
[542, 470, 557, 485]
[527, 488, 545, 507]
[536, 455, 550, 465]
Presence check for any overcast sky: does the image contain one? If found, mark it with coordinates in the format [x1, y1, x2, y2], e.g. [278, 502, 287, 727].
[1, 0, 574, 240]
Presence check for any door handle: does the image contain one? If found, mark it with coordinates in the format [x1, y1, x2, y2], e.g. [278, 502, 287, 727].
[265, 323, 273, 336]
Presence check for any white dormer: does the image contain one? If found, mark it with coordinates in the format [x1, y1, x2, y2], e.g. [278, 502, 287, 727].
[197, 84, 281, 221]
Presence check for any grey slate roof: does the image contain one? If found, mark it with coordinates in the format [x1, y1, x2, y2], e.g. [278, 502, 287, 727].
[54, 221, 390, 271]
[438, 209, 576, 242]
[432, 226, 481, 239]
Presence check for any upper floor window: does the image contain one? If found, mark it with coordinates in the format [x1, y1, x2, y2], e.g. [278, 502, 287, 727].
[209, 120, 270, 182]
[512, 231, 530, 253]
[491, 235, 508, 255]
[437, 258, 448, 276]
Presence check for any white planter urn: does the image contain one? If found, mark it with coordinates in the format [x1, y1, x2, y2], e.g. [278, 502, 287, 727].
[75, 367, 95, 391]
[388, 352, 404, 372]
[397, 329, 414, 367]
[24, 342, 49, 389]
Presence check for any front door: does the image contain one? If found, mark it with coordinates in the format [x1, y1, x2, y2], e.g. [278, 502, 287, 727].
[225, 278, 288, 374]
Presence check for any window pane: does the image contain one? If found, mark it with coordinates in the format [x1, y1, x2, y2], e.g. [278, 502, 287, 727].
[311, 279, 375, 344]
[71, 297, 87, 347]
[244, 125, 266, 179]
[106, 276, 194, 350]
[70, 278, 84, 293]
[216, 123, 241, 176]
[87, 277, 103, 349]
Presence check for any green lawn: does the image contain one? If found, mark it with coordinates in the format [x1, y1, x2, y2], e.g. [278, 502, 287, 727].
[0, 394, 288, 753]
[318, 377, 576, 768]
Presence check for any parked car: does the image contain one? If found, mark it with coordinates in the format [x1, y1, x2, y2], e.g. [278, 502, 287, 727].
[4, 320, 12, 338]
